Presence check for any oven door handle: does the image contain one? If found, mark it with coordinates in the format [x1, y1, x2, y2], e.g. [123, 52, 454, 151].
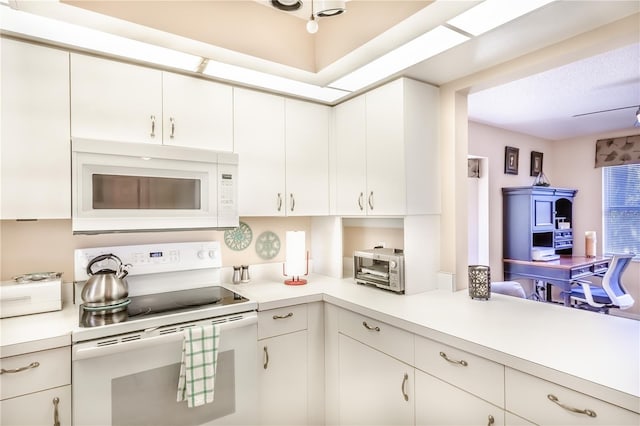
[73, 315, 257, 361]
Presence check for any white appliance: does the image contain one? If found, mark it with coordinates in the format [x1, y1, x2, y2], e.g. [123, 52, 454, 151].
[72, 242, 258, 426]
[0, 273, 62, 318]
[531, 246, 560, 261]
[71, 138, 238, 234]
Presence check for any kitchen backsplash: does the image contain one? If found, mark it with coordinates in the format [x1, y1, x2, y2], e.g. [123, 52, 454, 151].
[0, 218, 311, 281]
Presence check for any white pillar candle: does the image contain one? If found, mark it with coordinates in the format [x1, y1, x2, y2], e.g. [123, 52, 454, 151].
[285, 231, 306, 276]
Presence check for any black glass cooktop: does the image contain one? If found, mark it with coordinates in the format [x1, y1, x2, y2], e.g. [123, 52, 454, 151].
[79, 286, 248, 328]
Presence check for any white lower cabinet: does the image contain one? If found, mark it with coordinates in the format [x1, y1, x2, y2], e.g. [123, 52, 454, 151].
[256, 303, 324, 426]
[258, 330, 308, 425]
[415, 370, 504, 426]
[505, 367, 640, 425]
[0, 346, 71, 425]
[1, 385, 71, 426]
[338, 334, 414, 425]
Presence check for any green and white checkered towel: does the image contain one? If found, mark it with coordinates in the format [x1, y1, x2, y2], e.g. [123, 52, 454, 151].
[177, 324, 220, 408]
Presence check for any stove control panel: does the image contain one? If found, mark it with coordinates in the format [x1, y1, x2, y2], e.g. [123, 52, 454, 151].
[74, 241, 222, 281]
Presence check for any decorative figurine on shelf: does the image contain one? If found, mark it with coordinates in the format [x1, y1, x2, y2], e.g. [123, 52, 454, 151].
[533, 172, 550, 186]
[468, 265, 491, 300]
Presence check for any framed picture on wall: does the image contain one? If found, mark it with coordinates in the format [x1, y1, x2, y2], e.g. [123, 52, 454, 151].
[504, 146, 519, 175]
[530, 151, 543, 176]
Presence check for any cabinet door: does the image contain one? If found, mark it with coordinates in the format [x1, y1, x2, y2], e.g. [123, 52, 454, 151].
[1, 385, 71, 426]
[70, 53, 162, 143]
[339, 334, 414, 426]
[365, 80, 406, 215]
[162, 72, 233, 151]
[258, 330, 308, 425]
[415, 370, 504, 426]
[285, 99, 330, 216]
[233, 88, 286, 216]
[532, 196, 556, 231]
[1, 39, 70, 219]
[334, 96, 367, 215]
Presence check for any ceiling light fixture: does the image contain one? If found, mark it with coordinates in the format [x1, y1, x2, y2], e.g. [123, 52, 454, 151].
[328, 25, 469, 92]
[271, 0, 302, 12]
[447, 0, 555, 37]
[316, 0, 346, 17]
[306, 0, 318, 34]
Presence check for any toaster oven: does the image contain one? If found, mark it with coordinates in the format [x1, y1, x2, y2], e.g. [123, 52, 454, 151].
[354, 248, 404, 293]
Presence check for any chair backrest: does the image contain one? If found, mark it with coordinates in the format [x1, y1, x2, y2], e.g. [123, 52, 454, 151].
[602, 254, 635, 309]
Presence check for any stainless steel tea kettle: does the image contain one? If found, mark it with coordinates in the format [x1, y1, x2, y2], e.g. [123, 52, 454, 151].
[81, 254, 131, 307]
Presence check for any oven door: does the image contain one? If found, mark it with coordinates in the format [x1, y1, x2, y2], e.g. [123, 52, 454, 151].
[72, 313, 257, 426]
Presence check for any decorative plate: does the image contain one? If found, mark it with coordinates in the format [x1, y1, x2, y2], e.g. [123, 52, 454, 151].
[255, 231, 281, 260]
[224, 221, 253, 251]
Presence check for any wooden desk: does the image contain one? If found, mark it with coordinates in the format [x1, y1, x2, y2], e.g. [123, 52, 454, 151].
[503, 256, 610, 306]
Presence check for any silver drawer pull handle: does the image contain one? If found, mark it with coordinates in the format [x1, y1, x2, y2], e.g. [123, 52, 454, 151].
[401, 373, 409, 401]
[547, 394, 597, 417]
[263, 346, 269, 370]
[0, 361, 40, 374]
[439, 351, 468, 366]
[53, 397, 60, 426]
[362, 321, 380, 332]
[487, 414, 495, 426]
[273, 312, 293, 320]
[150, 115, 156, 137]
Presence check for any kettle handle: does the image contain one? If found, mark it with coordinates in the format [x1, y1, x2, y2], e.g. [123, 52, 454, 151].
[86, 253, 123, 276]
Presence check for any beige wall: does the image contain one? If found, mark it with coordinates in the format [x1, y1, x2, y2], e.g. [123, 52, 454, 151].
[0, 217, 311, 282]
[468, 122, 640, 318]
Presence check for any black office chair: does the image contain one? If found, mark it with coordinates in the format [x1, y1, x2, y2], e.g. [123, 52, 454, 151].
[567, 254, 635, 314]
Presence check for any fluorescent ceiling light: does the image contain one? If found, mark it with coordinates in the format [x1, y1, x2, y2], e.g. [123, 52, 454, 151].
[328, 25, 469, 92]
[203, 60, 350, 103]
[447, 0, 555, 37]
[0, 6, 201, 71]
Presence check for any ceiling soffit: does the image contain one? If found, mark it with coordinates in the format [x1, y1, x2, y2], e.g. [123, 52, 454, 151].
[62, 0, 432, 73]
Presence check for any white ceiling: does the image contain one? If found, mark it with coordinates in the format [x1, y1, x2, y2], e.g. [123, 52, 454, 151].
[2, 0, 639, 141]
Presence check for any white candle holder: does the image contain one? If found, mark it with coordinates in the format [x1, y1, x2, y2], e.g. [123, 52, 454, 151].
[468, 265, 491, 300]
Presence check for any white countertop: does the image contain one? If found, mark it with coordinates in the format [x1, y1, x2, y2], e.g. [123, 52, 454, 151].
[2, 275, 638, 413]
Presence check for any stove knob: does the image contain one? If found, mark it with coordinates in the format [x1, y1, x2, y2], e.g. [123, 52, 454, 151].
[197, 250, 207, 259]
[208, 250, 217, 259]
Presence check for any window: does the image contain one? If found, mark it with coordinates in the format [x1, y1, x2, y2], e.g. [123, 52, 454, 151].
[603, 164, 640, 259]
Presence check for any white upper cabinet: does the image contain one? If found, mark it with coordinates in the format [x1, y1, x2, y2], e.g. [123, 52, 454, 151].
[70, 54, 233, 150]
[332, 78, 440, 216]
[233, 88, 286, 216]
[70, 53, 162, 144]
[285, 99, 330, 216]
[233, 89, 330, 217]
[162, 72, 233, 151]
[1, 39, 71, 219]
[333, 96, 367, 215]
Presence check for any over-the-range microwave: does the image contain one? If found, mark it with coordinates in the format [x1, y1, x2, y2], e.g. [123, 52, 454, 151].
[71, 138, 238, 234]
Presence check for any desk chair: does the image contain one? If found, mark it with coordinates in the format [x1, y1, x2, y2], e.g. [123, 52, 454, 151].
[492, 281, 527, 298]
[568, 254, 635, 314]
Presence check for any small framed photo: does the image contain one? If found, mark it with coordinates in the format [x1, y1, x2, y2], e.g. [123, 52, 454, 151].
[530, 151, 543, 176]
[504, 146, 519, 175]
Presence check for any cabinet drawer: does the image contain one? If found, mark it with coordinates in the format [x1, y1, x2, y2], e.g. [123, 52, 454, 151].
[1, 346, 70, 400]
[415, 336, 504, 408]
[338, 308, 413, 365]
[258, 304, 308, 339]
[1, 385, 71, 426]
[416, 370, 504, 426]
[506, 368, 640, 425]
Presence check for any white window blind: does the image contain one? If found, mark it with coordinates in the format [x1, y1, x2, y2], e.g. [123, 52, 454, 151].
[603, 164, 640, 259]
